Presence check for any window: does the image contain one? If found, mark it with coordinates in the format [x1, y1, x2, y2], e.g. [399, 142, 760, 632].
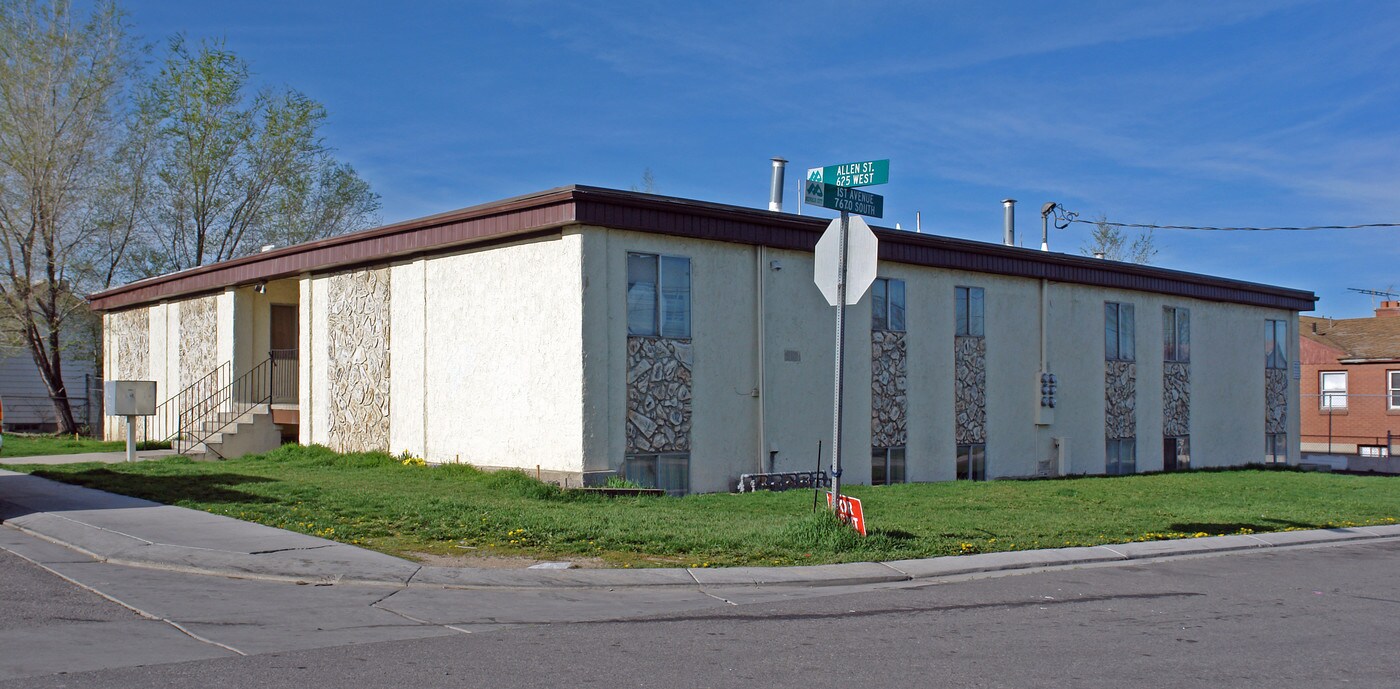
[956, 444, 986, 481]
[954, 286, 985, 337]
[1264, 433, 1287, 465]
[1163, 436, 1190, 471]
[1389, 371, 1400, 410]
[1163, 307, 1190, 362]
[623, 453, 689, 495]
[871, 447, 906, 485]
[871, 278, 906, 331]
[627, 253, 691, 338]
[1106, 438, 1136, 475]
[1265, 319, 1288, 370]
[1105, 302, 1135, 361]
[1319, 371, 1348, 410]
[1359, 446, 1389, 458]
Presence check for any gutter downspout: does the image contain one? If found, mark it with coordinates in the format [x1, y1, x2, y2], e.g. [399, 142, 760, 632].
[755, 245, 770, 473]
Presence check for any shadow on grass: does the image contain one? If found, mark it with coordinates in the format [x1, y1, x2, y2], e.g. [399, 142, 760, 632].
[31, 468, 277, 505]
[1168, 518, 1320, 535]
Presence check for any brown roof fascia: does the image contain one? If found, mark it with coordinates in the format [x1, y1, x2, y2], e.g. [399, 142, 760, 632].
[569, 186, 1317, 312]
[91, 184, 1318, 313]
[90, 188, 580, 311]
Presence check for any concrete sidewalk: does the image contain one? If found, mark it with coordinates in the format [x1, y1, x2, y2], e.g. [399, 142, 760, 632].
[0, 449, 177, 465]
[2, 468, 1398, 589]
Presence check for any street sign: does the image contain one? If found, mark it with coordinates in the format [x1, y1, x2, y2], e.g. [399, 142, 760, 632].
[806, 159, 889, 188]
[826, 492, 866, 536]
[804, 182, 884, 218]
[813, 215, 878, 306]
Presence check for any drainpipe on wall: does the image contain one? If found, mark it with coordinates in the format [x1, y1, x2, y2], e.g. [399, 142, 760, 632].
[755, 245, 773, 474]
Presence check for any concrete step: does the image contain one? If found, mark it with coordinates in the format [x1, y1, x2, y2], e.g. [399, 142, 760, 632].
[181, 410, 282, 460]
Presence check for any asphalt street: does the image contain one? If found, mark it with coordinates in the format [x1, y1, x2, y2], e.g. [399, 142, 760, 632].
[3, 530, 1396, 688]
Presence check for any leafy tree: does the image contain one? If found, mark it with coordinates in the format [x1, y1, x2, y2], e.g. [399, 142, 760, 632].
[132, 36, 379, 274]
[0, 0, 139, 433]
[1081, 215, 1157, 264]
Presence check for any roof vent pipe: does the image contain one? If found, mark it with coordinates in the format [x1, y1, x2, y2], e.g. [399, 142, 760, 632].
[769, 157, 787, 212]
[1039, 202, 1057, 252]
[1002, 199, 1016, 246]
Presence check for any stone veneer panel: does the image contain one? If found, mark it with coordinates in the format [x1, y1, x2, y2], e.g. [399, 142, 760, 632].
[326, 268, 391, 452]
[954, 336, 986, 445]
[1105, 360, 1137, 440]
[178, 296, 218, 385]
[871, 330, 908, 448]
[626, 336, 692, 453]
[1163, 362, 1190, 438]
[1265, 368, 1288, 434]
[110, 309, 149, 381]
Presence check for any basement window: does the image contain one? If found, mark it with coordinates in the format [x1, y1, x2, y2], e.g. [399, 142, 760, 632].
[623, 453, 689, 496]
[1163, 436, 1190, 471]
[1264, 433, 1287, 465]
[871, 446, 906, 485]
[956, 443, 986, 481]
[1106, 437, 1136, 475]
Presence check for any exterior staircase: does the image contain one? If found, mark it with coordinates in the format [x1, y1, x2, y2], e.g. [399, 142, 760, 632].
[168, 354, 296, 460]
[180, 403, 283, 459]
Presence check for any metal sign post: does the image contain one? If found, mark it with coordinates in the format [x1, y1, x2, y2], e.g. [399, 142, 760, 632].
[808, 159, 887, 527]
[829, 210, 850, 509]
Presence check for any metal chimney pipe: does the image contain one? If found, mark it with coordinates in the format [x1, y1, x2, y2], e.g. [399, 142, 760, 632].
[769, 157, 788, 212]
[1002, 199, 1016, 246]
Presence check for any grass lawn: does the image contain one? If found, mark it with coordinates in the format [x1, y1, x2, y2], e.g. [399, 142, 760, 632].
[2, 433, 126, 458]
[10, 444, 1398, 568]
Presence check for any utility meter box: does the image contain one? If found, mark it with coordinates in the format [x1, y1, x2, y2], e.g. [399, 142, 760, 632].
[104, 381, 156, 416]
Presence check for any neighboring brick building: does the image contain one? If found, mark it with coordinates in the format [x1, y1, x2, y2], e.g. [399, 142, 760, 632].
[1299, 302, 1400, 467]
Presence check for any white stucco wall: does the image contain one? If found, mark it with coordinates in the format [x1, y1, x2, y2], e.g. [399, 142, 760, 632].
[303, 274, 329, 447]
[418, 232, 585, 471]
[582, 227, 1301, 492]
[389, 260, 426, 458]
[298, 232, 586, 470]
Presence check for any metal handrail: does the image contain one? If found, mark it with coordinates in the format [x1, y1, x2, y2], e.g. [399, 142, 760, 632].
[179, 357, 273, 458]
[139, 362, 230, 444]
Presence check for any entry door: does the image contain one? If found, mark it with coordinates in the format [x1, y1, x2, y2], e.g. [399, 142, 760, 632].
[270, 305, 298, 353]
[270, 305, 298, 403]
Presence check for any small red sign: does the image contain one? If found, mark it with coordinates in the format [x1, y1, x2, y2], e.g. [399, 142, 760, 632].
[826, 492, 866, 536]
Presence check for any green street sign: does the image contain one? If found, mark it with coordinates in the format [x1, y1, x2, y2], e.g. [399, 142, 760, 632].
[804, 182, 883, 218]
[806, 159, 889, 188]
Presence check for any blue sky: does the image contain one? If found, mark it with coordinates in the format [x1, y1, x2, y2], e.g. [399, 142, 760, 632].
[120, 0, 1400, 318]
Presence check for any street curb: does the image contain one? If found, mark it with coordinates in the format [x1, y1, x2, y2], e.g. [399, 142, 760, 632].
[2, 470, 1398, 589]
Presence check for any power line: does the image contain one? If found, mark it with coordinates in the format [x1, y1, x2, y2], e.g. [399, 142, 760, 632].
[1063, 217, 1400, 232]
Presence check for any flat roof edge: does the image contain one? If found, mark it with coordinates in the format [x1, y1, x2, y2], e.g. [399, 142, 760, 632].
[90, 185, 1318, 313]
